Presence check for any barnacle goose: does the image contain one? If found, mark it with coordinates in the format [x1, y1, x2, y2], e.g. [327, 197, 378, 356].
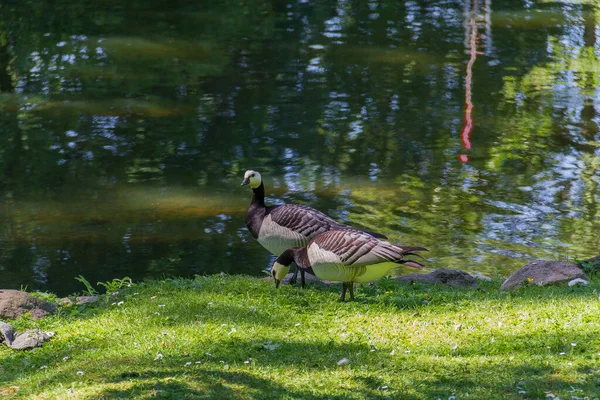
[271, 230, 427, 301]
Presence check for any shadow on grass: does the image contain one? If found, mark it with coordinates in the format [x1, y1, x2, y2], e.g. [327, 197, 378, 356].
[85, 358, 600, 399]
[95, 368, 355, 400]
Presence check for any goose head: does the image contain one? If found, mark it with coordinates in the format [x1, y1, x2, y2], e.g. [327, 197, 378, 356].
[241, 170, 262, 189]
[271, 249, 295, 288]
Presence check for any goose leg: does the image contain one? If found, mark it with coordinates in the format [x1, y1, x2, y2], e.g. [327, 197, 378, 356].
[289, 264, 299, 285]
[300, 269, 306, 288]
[339, 282, 348, 302]
[349, 283, 355, 301]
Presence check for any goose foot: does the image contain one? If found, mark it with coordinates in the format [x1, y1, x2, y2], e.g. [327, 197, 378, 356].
[339, 282, 355, 302]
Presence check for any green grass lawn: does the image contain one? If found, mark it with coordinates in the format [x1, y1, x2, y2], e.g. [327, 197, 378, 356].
[1, 274, 599, 399]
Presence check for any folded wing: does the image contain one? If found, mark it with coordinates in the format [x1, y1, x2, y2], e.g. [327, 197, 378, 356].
[311, 230, 427, 267]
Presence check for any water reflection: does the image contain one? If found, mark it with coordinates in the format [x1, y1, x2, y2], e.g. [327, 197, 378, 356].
[0, 0, 598, 295]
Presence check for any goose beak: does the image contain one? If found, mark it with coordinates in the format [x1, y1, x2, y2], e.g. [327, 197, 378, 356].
[275, 279, 281, 289]
[241, 178, 250, 186]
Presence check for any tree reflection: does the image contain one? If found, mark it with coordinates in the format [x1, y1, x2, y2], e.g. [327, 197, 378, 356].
[0, 0, 597, 294]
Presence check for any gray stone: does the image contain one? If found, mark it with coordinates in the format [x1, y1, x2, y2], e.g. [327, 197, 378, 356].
[58, 297, 74, 307]
[75, 296, 101, 305]
[500, 260, 586, 291]
[470, 271, 493, 281]
[281, 272, 329, 286]
[0, 290, 57, 320]
[396, 268, 478, 288]
[0, 321, 16, 345]
[584, 255, 600, 264]
[9, 329, 52, 350]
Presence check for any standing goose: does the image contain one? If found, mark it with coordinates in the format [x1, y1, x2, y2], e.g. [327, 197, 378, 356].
[241, 169, 387, 283]
[270, 230, 427, 301]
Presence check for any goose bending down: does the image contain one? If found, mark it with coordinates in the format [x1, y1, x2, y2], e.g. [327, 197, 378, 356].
[270, 230, 427, 301]
[241, 169, 387, 282]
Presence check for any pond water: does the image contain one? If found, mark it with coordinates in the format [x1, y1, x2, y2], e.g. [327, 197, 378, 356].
[0, 0, 598, 295]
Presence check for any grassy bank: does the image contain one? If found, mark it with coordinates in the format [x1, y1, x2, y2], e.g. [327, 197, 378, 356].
[1, 274, 599, 399]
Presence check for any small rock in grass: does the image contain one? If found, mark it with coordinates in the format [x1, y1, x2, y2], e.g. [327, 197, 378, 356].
[0, 321, 16, 345]
[397, 269, 478, 288]
[568, 278, 588, 287]
[10, 330, 53, 350]
[58, 298, 73, 307]
[75, 296, 100, 305]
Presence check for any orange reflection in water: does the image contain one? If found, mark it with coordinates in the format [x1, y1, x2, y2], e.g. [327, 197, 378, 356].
[460, 0, 483, 163]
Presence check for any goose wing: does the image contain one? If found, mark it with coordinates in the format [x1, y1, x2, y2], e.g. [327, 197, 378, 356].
[311, 230, 427, 267]
[267, 204, 348, 238]
[267, 204, 388, 240]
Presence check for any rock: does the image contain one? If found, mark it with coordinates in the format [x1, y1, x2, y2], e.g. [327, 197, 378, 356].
[0, 290, 58, 320]
[581, 255, 600, 271]
[500, 260, 586, 291]
[280, 272, 330, 286]
[0, 321, 16, 345]
[584, 255, 600, 264]
[75, 296, 101, 305]
[9, 329, 53, 350]
[470, 271, 493, 281]
[0, 322, 54, 350]
[396, 268, 478, 288]
[58, 297, 74, 307]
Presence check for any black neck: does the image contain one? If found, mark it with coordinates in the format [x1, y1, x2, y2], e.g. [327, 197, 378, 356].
[277, 247, 311, 269]
[277, 248, 297, 267]
[251, 181, 265, 207]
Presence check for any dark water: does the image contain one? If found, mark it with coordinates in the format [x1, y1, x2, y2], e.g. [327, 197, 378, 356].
[0, 0, 598, 295]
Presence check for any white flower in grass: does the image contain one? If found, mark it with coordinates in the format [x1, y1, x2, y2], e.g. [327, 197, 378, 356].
[40, 365, 48, 369]
[158, 304, 166, 308]
[228, 327, 237, 335]
[337, 358, 350, 366]
[185, 362, 192, 367]
[262, 342, 280, 351]
[63, 357, 70, 362]
[571, 343, 577, 347]
[76, 371, 84, 376]
[117, 301, 124, 306]
[154, 353, 163, 361]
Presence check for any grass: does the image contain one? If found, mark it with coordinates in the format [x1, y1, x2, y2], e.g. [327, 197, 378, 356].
[1, 274, 600, 399]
